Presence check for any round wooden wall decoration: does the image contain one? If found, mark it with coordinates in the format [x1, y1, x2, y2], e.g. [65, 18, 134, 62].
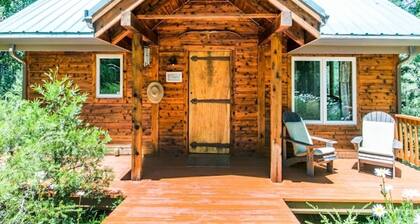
[147, 82, 164, 104]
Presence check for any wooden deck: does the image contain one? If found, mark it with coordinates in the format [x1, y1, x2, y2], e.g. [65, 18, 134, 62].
[102, 155, 420, 223]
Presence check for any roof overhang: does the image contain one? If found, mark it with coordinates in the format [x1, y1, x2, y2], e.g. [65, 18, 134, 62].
[290, 35, 420, 54]
[0, 35, 127, 52]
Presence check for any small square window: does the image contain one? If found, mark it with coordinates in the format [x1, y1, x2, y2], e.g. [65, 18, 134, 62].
[96, 54, 123, 98]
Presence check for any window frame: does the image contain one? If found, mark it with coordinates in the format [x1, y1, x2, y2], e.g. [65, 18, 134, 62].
[96, 54, 124, 99]
[291, 57, 357, 125]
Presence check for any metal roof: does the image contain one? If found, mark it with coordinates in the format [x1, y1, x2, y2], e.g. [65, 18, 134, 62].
[314, 0, 420, 37]
[0, 0, 100, 36]
[0, 0, 125, 51]
[300, 0, 328, 20]
[288, 0, 420, 54]
[0, 0, 419, 52]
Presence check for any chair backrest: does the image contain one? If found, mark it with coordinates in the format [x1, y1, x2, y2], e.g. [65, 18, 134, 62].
[283, 112, 313, 156]
[362, 111, 395, 153]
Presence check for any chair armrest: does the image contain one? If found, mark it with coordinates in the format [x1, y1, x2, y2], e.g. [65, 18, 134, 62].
[284, 137, 313, 146]
[393, 139, 403, 150]
[311, 136, 337, 145]
[311, 136, 337, 148]
[351, 136, 363, 145]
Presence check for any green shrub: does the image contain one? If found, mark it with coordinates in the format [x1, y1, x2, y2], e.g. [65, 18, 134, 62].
[306, 168, 420, 224]
[0, 69, 114, 223]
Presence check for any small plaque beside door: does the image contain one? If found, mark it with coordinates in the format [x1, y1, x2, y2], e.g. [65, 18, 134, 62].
[166, 72, 183, 83]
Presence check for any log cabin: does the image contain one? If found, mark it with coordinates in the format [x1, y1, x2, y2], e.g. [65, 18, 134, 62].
[0, 0, 419, 183]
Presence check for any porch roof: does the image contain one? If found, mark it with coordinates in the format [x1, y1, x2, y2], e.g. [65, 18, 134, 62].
[0, 0, 419, 51]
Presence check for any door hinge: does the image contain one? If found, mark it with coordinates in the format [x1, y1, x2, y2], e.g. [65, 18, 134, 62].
[190, 142, 231, 149]
[191, 98, 232, 104]
[191, 56, 231, 61]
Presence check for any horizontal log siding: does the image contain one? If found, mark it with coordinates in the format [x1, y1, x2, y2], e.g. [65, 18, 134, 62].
[156, 1, 260, 154]
[26, 52, 156, 154]
[277, 54, 399, 157]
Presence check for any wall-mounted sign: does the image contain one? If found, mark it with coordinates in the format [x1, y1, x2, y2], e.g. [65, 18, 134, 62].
[166, 72, 183, 83]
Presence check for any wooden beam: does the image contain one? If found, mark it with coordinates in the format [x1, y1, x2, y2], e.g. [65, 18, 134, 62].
[94, 0, 147, 38]
[266, 0, 320, 38]
[136, 13, 278, 20]
[289, 0, 322, 22]
[270, 33, 283, 183]
[131, 33, 144, 181]
[259, 10, 292, 45]
[257, 45, 267, 154]
[285, 25, 305, 46]
[112, 30, 132, 45]
[121, 11, 158, 44]
[150, 46, 159, 154]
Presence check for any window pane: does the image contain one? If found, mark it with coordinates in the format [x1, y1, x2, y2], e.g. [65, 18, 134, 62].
[294, 61, 321, 120]
[99, 58, 121, 95]
[326, 61, 353, 121]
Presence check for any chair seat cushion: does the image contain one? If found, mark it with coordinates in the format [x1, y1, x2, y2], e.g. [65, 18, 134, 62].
[314, 147, 336, 156]
[359, 147, 394, 157]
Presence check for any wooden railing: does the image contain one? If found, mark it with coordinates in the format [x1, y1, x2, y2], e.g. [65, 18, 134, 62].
[395, 114, 420, 167]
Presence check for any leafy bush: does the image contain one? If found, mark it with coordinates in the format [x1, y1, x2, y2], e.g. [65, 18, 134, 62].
[0, 69, 114, 223]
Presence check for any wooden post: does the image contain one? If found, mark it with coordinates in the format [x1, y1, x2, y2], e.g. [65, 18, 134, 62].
[257, 46, 266, 154]
[131, 33, 144, 180]
[150, 46, 159, 154]
[270, 33, 283, 183]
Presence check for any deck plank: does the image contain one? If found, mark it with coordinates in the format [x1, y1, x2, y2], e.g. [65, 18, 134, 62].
[102, 156, 420, 223]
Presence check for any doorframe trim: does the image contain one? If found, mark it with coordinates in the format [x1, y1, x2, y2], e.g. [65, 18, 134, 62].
[185, 46, 236, 155]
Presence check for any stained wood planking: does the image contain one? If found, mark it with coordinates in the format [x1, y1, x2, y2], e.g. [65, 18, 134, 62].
[157, 1, 260, 154]
[266, 54, 398, 156]
[26, 51, 157, 154]
[188, 51, 232, 154]
[102, 155, 420, 223]
[26, 0, 399, 157]
[26, 52, 399, 158]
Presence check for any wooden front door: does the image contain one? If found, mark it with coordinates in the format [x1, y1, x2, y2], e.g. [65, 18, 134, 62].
[189, 51, 232, 154]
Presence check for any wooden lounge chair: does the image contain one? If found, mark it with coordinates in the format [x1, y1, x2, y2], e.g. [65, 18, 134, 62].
[282, 112, 337, 176]
[351, 111, 403, 178]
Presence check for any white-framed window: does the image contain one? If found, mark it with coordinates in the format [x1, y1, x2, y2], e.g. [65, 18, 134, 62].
[96, 54, 124, 98]
[292, 57, 357, 125]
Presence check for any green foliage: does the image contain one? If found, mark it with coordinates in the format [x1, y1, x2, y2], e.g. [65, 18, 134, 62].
[306, 169, 419, 224]
[0, 69, 115, 223]
[0, 0, 37, 96]
[390, 0, 420, 17]
[401, 55, 420, 117]
[0, 0, 36, 17]
[305, 203, 370, 224]
[99, 58, 121, 95]
[390, 0, 420, 117]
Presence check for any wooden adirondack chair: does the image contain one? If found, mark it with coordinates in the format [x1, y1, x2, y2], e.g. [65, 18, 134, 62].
[351, 111, 403, 178]
[282, 112, 337, 176]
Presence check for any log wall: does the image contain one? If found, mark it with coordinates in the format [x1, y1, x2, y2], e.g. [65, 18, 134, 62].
[156, 1, 260, 154]
[26, 3, 398, 158]
[27, 52, 156, 155]
[259, 50, 399, 156]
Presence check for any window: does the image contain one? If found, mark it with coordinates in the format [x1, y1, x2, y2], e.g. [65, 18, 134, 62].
[96, 54, 123, 98]
[292, 57, 357, 125]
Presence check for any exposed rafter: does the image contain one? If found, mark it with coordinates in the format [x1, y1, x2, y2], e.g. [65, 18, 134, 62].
[136, 13, 278, 20]
[112, 30, 132, 45]
[121, 11, 158, 44]
[289, 0, 322, 22]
